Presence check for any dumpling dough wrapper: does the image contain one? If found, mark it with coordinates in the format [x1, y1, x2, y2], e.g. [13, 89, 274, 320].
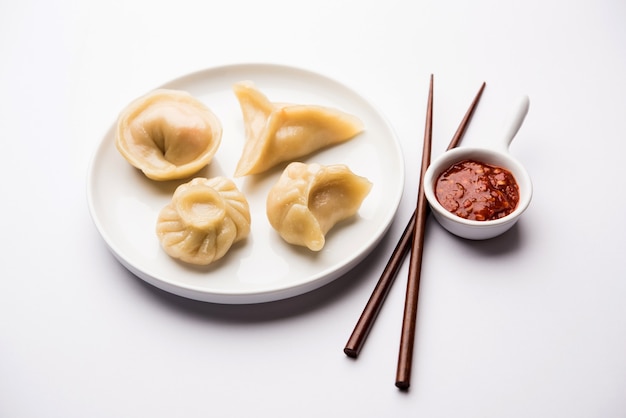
[266, 162, 372, 251]
[233, 81, 364, 176]
[156, 177, 251, 265]
[116, 89, 222, 181]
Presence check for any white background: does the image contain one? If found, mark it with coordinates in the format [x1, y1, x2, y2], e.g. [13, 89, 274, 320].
[2, 0, 625, 417]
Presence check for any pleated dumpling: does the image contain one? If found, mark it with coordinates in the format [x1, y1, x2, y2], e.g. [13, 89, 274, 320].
[156, 177, 251, 265]
[233, 81, 364, 176]
[266, 162, 372, 251]
[116, 89, 222, 181]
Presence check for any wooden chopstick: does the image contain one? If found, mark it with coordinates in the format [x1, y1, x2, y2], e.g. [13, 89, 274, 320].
[394, 74, 435, 389]
[343, 81, 486, 359]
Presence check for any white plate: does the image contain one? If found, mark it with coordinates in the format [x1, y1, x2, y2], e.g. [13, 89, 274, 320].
[87, 63, 404, 304]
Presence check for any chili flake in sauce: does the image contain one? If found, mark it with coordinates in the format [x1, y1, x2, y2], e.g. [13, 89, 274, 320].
[434, 159, 519, 221]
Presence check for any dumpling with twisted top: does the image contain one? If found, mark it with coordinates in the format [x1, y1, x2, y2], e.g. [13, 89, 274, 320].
[156, 177, 251, 265]
[116, 89, 222, 181]
[266, 162, 372, 251]
[233, 81, 364, 176]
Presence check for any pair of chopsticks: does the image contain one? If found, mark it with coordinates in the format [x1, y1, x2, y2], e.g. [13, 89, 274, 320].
[344, 75, 486, 390]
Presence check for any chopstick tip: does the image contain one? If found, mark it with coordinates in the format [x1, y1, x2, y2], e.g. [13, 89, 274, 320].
[395, 380, 410, 391]
[343, 347, 358, 358]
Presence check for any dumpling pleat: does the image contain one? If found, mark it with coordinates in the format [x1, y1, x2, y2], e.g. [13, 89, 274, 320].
[156, 177, 251, 265]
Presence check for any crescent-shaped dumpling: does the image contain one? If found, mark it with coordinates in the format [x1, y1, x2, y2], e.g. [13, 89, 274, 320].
[116, 89, 222, 181]
[156, 177, 251, 265]
[233, 81, 364, 176]
[266, 162, 372, 251]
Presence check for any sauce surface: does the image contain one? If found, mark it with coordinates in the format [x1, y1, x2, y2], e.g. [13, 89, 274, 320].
[434, 159, 519, 221]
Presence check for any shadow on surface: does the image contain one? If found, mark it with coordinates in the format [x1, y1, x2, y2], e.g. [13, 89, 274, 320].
[454, 221, 527, 257]
[119, 223, 398, 324]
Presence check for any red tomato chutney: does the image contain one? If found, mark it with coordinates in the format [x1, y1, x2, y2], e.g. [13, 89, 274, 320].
[434, 159, 520, 221]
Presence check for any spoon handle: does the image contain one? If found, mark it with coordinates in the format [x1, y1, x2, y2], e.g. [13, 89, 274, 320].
[501, 95, 530, 150]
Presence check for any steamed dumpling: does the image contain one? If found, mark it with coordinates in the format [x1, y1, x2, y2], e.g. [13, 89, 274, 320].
[116, 89, 222, 181]
[156, 177, 250, 265]
[233, 81, 364, 176]
[266, 162, 372, 251]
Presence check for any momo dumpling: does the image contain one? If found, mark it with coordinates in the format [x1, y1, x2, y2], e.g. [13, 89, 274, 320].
[116, 89, 222, 181]
[156, 177, 250, 265]
[266, 162, 372, 251]
[233, 81, 364, 176]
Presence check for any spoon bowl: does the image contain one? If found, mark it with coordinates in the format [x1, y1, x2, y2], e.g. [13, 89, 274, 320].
[423, 96, 532, 240]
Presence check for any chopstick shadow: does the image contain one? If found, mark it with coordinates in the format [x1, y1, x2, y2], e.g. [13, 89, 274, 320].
[122, 231, 395, 324]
